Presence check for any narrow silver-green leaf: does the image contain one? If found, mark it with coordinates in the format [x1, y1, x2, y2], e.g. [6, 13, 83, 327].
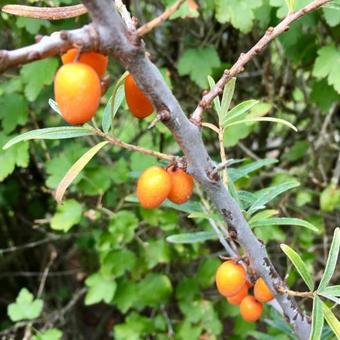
[285, 0, 295, 12]
[309, 296, 324, 340]
[223, 99, 258, 126]
[317, 292, 340, 305]
[48, 98, 61, 116]
[208, 76, 221, 116]
[321, 301, 340, 339]
[318, 228, 340, 291]
[250, 218, 318, 233]
[3, 127, 95, 150]
[224, 116, 297, 132]
[280, 244, 314, 290]
[220, 77, 236, 123]
[102, 72, 128, 133]
[228, 158, 277, 182]
[319, 285, 340, 297]
[55, 141, 109, 203]
[166, 231, 217, 244]
[248, 180, 300, 215]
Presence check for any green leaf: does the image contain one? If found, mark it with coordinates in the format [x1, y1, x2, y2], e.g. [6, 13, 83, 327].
[7, 288, 43, 322]
[102, 249, 136, 277]
[32, 329, 63, 340]
[250, 217, 318, 233]
[220, 78, 236, 123]
[0, 93, 29, 133]
[313, 45, 340, 94]
[197, 258, 220, 288]
[224, 116, 297, 132]
[166, 231, 217, 244]
[114, 312, 154, 340]
[215, 0, 262, 32]
[280, 244, 314, 290]
[321, 301, 340, 339]
[322, 6, 340, 27]
[50, 199, 82, 232]
[248, 209, 279, 224]
[3, 127, 95, 150]
[142, 239, 170, 269]
[320, 185, 340, 212]
[318, 228, 340, 291]
[317, 293, 340, 305]
[21, 58, 58, 101]
[228, 158, 278, 182]
[248, 180, 300, 215]
[48, 98, 61, 115]
[285, 0, 295, 11]
[319, 285, 340, 297]
[223, 99, 259, 126]
[136, 273, 172, 308]
[208, 76, 221, 116]
[55, 141, 108, 203]
[309, 296, 324, 340]
[0, 133, 29, 182]
[85, 272, 116, 305]
[102, 71, 128, 133]
[16, 17, 50, 35]
[178, 47, 221, 88]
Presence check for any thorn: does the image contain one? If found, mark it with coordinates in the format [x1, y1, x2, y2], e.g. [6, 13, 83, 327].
[148, 110, 171, 129]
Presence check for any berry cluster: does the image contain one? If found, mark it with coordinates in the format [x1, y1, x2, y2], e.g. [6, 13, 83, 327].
[137, 166, 194, 208]
[215, 261, 274, 322]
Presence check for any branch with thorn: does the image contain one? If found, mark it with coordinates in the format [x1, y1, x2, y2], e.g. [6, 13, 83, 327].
[190, 0, 330, 123]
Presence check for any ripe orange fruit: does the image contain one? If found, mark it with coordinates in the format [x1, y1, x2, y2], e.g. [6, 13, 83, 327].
[240, 296, 263, 322]
[137, 166, 172, 209]
[54, 63, 101, 125]
[61, 48, 108, 78]
[215, 261, 247, 297]
[254, 277, 274, 303]
[167, 168, 194, 204]
[124, 74, 153, 118]
[227, 284, 248, 305]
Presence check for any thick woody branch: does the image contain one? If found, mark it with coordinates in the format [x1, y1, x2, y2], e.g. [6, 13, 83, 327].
[77, 1, 329, 338]
[0, 25, 96, 73]
[190, 0, 330, 122]
[0, 1, 186, 73]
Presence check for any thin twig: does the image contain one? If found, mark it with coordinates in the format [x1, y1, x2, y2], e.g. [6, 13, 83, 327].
[277, 286, 314, 298]
[191, 0, 330, 122]
[94, 128, 175, 162]
[137, 0, 185, 36]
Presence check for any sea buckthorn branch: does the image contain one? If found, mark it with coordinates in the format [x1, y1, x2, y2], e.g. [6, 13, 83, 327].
[79, 0, 328, 338]
[0, 1, 186, 73]
[94, 128, 176, 162]
[190, 0, 330, 123]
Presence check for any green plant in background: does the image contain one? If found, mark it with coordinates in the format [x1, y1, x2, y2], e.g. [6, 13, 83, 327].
[0, 0, 339, 339]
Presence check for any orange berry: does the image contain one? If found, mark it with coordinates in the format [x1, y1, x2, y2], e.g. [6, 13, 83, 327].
[137, 166, 172, 209]
[124, 74, 153, 119]
[227, 285, 248, 305]
[54, 63, 101, 125]
[215, 261, 247, 297]
[167, 168, 194, 204]
[61, 48, 108, 78]
[254, 277, 274, 303]
[240, 296, 263, 322]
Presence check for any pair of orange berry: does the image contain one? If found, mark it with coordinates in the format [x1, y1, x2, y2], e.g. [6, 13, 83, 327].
[54, 48, 108, 125]
[137, 166, 194, 209]
[215, 260, 274, 322]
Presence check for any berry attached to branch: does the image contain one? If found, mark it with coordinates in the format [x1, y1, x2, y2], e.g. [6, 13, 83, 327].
[167, 167, 194, 205]
[137, 166, 172, 209]
[215, 260, 247, 297]
[54, 63, 101, 125]
[240, 296, 263, 322]
[61, 48, 108, 78]
[124, 73, 154, 119]
[254, 277, 274, 303]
